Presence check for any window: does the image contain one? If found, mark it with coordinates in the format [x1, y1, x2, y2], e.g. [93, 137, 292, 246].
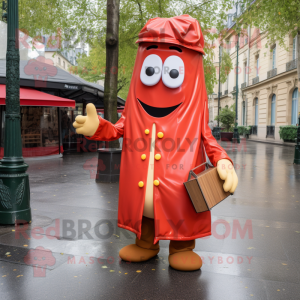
[256, 57, 259, 76]
[226, 75, 229, 90]
[292, 88, 299, 125]
[63, 61, 65, 69]
[228, 15, 232, 27]
[293, 37, 297, 60]
[271, 94, 276, 125]
[242, 101, 246, 125]
[255, 98, 258, 126]
[58, 57, 61, 65]
[244, 62, 247, 83]
[272, 46, 276, 69]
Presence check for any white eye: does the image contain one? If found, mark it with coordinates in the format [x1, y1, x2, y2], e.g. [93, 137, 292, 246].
[140, 54, 162, 86]
[162, 56, 185, 89]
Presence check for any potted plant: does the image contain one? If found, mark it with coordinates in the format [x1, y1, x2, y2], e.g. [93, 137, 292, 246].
[237, 126, 252, 139]
[279, 125, 298, 143]
[215, 105, 235, 141]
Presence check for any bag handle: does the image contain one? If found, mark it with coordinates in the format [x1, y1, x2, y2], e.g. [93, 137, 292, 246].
[188, 162, 213, 181]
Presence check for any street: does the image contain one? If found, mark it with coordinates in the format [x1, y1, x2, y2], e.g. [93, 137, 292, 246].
[0, 141, 299, 299]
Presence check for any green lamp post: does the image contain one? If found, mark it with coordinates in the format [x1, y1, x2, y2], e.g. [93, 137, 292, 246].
[0, 0, 31, 224]
[215, 45, 222, 141]
[232, 2, 241, 144]
[294, 114, 300, 164]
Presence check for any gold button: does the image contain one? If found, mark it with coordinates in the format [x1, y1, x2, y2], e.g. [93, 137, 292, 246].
[157, 132, 164, 138]
[145, 129, 150, 135]
[153, 180, 160, 186]
[141, 154, 146, 160]
[155, 154, 161, 161]
[138, 181, 144, 188]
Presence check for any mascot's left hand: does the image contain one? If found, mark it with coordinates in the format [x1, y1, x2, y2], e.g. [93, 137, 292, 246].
[217, 159, 238, 193]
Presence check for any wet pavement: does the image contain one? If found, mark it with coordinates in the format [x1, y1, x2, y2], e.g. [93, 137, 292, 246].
[0, 141, 300, 300]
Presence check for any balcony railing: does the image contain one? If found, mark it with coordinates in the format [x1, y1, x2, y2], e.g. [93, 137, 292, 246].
[224, 90, 228, 95]
[286, 59, 297, 72]
[218, 92, 222, 97]
[241, 82, 247, 89]
[266, 126, 275, 138]
[252, 126, 258, 135]
[267, 68, 277, 79]
[252, 76, 259, 85]
[233, 86, 236, 91]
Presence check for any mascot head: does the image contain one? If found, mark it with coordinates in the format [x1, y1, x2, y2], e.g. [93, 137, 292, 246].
[132, 15, 206, 118]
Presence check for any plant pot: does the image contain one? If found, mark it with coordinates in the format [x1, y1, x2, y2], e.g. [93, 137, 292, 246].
[95, 148, 122, 183]
[221, 132, 233, 141]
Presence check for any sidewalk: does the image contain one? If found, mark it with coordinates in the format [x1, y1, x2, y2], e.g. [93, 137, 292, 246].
[0, 141, 300, 300]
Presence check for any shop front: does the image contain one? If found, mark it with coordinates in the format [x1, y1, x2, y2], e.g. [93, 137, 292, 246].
[0, 59, 126, 157]
[0, 84, 75, 157]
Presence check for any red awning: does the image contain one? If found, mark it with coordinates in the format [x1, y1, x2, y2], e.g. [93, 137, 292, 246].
[0, 84, 75, 108]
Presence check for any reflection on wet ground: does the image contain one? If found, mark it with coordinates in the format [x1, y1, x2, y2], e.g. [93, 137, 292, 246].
[0, 141, 300, 300]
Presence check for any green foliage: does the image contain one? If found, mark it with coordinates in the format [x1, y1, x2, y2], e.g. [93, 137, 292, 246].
[18, 0, 68, 37]
[279, 126, 298, 142]
[15, 0, 235, 99]
[67, 0, 235, 99]
[238, 126, 251, 135]
[240, 0, 300, 47]
[204, 47, 233, 95]
[214, 104, 235, 132]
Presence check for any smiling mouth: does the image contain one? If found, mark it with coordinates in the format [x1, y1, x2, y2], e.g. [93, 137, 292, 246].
[138, 99, 182, 118]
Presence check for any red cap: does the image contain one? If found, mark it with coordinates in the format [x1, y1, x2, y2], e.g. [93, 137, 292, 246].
[136, 15, 205, 55]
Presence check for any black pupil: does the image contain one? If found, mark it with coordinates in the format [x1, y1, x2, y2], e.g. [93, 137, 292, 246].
[146, 67, 155, 76]
[170, 69, 179, 79]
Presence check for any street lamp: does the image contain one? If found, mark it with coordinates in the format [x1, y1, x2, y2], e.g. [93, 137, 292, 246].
[213, 45, 222, 141]
[209, 93, 219, 139]
[0, 0, 31, 224]
[232, 1, 241, 144]
[294, 113, 300, 164]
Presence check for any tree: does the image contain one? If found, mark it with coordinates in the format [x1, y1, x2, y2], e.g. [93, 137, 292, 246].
[240, 0, 300, 118]
[76, 0, 235, 98]
[215, 104, 236, 132]
[104, 0, 120, 148]
[12, 0, 235, 122]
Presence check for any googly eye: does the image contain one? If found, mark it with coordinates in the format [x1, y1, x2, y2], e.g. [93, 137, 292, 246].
[140, 54, 162, 86]
[162, 56, 185, 88]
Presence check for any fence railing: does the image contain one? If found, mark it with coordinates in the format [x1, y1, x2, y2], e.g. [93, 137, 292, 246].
[252, 125, 258, 135]
[266, 126, 275, 138]
[286, 59, 297, 72]
[252, 76, 259, 85]
[267, 68, 277, 79]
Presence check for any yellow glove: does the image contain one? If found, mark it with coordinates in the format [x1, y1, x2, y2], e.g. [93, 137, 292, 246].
[73, 103, 100, 136]
[217, 159, 238, 193]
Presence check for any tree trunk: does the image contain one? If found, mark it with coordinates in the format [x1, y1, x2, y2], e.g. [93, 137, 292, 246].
[104, 0, 120, 148]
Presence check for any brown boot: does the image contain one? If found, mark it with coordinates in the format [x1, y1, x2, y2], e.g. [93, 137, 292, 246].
[119, 217, 159, 262]
[168, 240, 202, 271]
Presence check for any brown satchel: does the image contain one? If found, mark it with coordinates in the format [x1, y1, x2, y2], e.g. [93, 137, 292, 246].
[184, 162, 231, 213]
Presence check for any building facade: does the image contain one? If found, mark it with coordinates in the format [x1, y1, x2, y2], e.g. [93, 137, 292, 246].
[211, 5, 299, 143]
[43, 34, 89, 72]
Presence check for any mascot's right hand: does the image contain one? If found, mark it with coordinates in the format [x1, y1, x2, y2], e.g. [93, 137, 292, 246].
[73, 103, 100, 136]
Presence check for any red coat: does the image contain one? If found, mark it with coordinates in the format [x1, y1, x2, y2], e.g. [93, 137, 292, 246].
[87, 16, 232, 243]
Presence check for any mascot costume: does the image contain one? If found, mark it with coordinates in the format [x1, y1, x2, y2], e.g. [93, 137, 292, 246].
[74, 15, 238, 271]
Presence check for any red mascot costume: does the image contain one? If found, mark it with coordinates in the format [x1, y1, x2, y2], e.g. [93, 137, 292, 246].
[74, 15, 238, 271]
